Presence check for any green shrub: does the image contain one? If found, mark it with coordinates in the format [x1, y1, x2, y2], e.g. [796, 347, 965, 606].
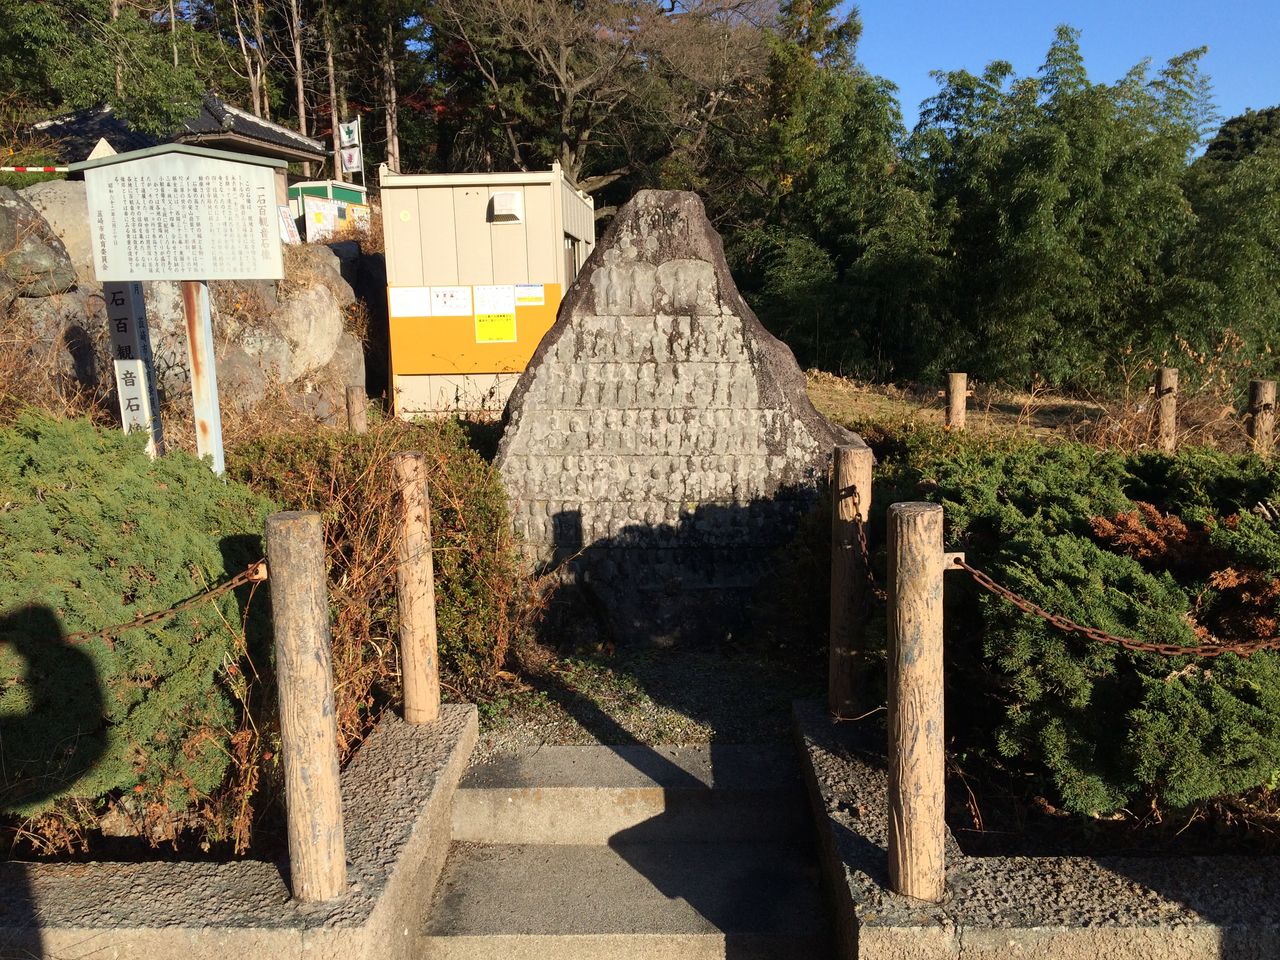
[227, 417, 538, 752]
[876, 427, 1280, 815]
[0, 414, 273, 822]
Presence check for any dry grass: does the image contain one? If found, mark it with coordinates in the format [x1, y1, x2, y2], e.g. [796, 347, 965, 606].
[807, 331, 1267, 455]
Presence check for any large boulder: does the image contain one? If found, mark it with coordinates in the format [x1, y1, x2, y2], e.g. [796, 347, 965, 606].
[20, 180, 95, 287]
[0, 187, 77, 297]
[496, 190, 861, 645]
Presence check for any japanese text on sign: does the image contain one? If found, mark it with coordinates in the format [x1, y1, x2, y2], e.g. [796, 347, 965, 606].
[85, 151, 283, 281]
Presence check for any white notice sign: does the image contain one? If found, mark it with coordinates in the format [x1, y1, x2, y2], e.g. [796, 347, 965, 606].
[515, 283, 545, 307]
[474, 285, 516, 316]
[84, 151, 283, 282]
[303, 195, 341, 241]
[431, 286, 473, 317]
[389, 287, 432, 318]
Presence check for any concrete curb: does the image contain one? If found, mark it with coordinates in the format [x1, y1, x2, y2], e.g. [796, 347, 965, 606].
[793, 699, 1280, 960]
[0, 704, 478, 960]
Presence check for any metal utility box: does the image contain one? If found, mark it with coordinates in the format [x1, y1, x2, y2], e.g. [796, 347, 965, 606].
[380, 163, 595, 416]
[287, 179, 369, 214]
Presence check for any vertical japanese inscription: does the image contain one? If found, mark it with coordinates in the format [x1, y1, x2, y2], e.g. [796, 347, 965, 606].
[84, 152, 284, 282]
[103, 280, 165, 457]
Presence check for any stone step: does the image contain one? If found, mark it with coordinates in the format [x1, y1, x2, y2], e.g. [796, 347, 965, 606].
[452, 744, 808, 844]
[422, 841, 831, 960]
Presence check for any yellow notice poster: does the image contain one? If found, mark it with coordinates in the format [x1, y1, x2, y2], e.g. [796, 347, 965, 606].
[474, 284, 517, 343]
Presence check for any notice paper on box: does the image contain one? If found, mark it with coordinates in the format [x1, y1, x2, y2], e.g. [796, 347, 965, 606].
[474, 284, 517, 343]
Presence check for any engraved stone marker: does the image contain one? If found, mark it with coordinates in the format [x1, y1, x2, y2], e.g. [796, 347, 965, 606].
[496, 190, 862, 643]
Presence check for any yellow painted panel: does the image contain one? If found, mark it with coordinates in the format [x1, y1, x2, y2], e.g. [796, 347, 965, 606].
[524, 185, 556, 284]
[419, 188, 460, 285]
[384, 189, 423, 286]
[390, 283, 562, 376]
[453, 187, 493, 283]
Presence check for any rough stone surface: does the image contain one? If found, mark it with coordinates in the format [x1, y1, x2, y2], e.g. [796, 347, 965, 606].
[10, 287, 111, 390]
[496, 190, 860, 644]
[792, 699, 1280, 959]
[0, 704, 477, 960]
[0, 187, 76, 297]
[20, 179, 95, 286]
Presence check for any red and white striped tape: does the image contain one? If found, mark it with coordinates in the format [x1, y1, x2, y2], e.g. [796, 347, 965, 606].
[0, 166, 68, 173]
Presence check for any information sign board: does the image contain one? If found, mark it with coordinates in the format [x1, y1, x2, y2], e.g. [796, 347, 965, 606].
[80, 146, 284, 282]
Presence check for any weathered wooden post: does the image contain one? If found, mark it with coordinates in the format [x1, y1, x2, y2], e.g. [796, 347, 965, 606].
[1156, 366, 1178, 455]
[829, 444, 875, 717]
[1248, 379, 1276, 458]
[887, 502, 946, 903]
[392, 452, 440, 723]
[265, 511, 347, 902]
[946, 373, 968, 432]
[346, 386, 368, 434]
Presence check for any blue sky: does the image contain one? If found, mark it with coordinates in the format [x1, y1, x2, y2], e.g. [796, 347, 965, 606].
[853, 1, 1280, 135]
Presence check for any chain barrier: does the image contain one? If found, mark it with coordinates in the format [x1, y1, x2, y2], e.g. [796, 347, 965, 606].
[846, 515, 1278, 658]
[64, 561, 268, 647]
[951, 556, 1280, 659]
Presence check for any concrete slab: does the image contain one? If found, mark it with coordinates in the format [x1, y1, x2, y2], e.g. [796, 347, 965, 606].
[454, 745, 806, 844]
[792, 699, 1280, 960]
[0, 704, 478, 960]
[422, 840, 830, 959]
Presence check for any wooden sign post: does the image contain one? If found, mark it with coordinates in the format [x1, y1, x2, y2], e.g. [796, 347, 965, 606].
[74, 144, 286, 474]
[102, 280, 164, 457]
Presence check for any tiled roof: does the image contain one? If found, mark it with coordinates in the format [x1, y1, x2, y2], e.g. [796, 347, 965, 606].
[179, 91, 326, 160]
[29, 92, 327, 165]
[31, 106, 160, 163]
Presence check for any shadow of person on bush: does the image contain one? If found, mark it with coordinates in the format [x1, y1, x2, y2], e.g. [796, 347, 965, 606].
[0, 605, 108, 960]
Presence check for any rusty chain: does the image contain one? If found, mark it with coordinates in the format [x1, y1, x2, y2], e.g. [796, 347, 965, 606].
[844, 503, 1279, 659]
[951, 556, 1280, 659]
[63, 561, 268, 647]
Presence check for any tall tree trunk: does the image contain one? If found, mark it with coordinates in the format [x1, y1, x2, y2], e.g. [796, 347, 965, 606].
[323, 0, 343, 182]
[229, 0, 261, 115]
[110, 0, 123, 97]
[251, 0, 271, 120]
[169, 0, 178, 68]
[383, 23, 400, 173]
[287, 0, 310, 176]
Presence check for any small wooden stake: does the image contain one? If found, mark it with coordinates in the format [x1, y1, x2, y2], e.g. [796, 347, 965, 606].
[265, 510, 347, 902]
[346, 385, 368, 434]
[946, 373, 967, 431]
[829, 444, 875, 717]
[887, 502, 945, 903]
[1156, 366, 1178, 455]
[1248, 379, 1275, 458]
[392, 452, 440, 723]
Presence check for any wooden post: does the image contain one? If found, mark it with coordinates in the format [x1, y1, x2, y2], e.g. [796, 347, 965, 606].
[1248, 379, 1276, 458]
[946, 373, 967, 431]
[829, 444, 875, 717]
[887, 502, 946, 903]
[346, 385, 368, 434]
[392, 452, 440, 723]
[265, 511, 347, 902]
[1156, 366, 1178, 455]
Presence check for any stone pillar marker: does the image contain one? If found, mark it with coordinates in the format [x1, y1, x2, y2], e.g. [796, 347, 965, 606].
[496, 190, 864, 643]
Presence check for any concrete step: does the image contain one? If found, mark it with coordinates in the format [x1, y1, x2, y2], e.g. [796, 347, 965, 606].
[422, 841, 831, 960]
[453, 744, 808, 844]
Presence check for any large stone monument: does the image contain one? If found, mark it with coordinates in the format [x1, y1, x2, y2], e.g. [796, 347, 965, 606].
[496, 190, 862, 643]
